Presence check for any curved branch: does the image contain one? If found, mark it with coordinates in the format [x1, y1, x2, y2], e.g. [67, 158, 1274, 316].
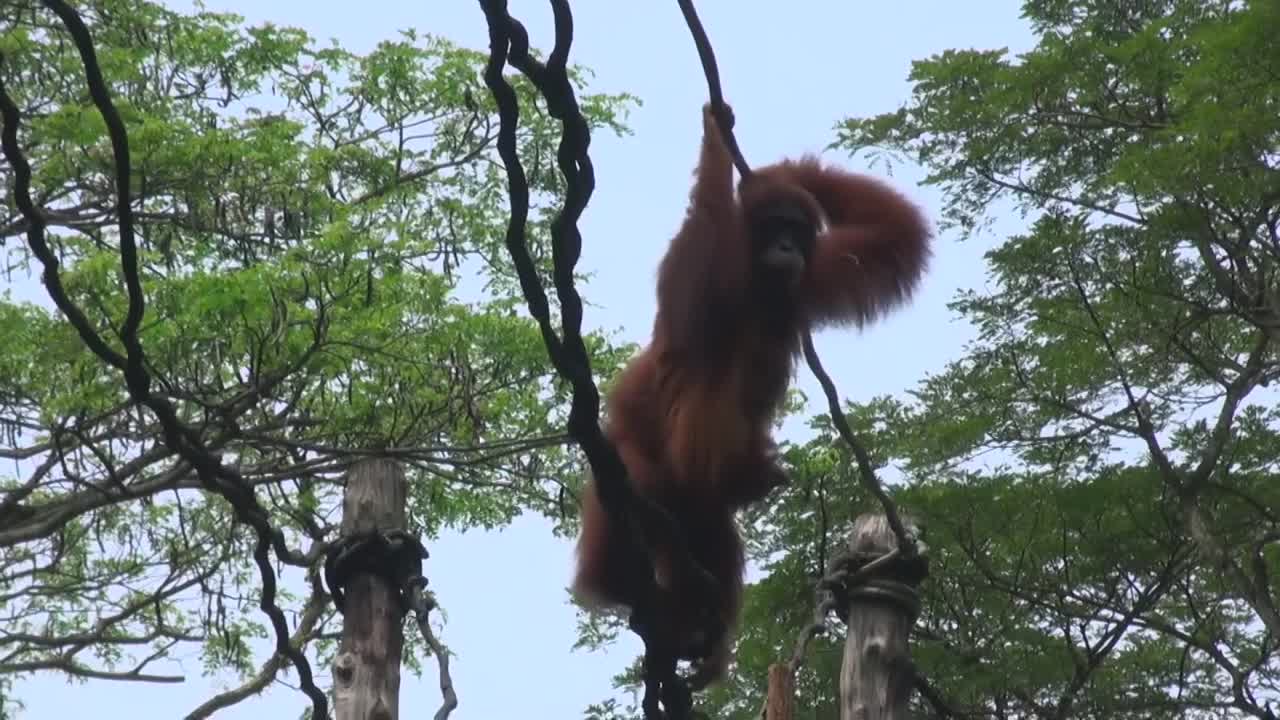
[408, 585, 458, 720]
[184, 577, 330, 720]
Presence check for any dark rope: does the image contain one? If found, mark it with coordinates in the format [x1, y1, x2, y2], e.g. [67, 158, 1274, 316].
[323, 529, 427, 615]
[675, 0, 750, 179]
[475, 2, 719, 717]
[800, 333, 915, 554]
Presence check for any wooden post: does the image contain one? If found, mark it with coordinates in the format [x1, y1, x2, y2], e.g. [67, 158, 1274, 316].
[835, 513, 927, 720]
[333, 458, 408, 720]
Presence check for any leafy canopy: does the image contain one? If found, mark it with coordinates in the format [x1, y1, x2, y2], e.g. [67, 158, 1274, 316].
[0, 0, 636, 714]
[687, 1, 1280, 718]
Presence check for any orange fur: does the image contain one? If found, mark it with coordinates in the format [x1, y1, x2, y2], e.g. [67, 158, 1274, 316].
[572, 103, 932, 686]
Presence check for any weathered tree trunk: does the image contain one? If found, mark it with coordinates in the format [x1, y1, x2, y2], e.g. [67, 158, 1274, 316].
[333, 458, 407, 720]
[836, 513, 927, 720]
[765, 663, 795, 720]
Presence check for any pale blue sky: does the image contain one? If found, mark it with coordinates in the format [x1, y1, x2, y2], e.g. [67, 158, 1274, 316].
[10, 1, 1035, 717]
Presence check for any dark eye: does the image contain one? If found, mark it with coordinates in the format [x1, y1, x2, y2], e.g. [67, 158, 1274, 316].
[768, 220, 812, 251]
[771, 232, 798, 254]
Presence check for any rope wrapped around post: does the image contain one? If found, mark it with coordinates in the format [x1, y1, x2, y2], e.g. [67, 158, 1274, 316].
[829, 514, 928, 720]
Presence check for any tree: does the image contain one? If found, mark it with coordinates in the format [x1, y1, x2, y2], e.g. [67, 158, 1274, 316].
[0, 0, 636, 715]
[692, 1, 1280, 717]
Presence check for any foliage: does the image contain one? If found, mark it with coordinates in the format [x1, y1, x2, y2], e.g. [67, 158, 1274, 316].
[692, 1, 1280, 718]
[0, 0, 636, 714]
